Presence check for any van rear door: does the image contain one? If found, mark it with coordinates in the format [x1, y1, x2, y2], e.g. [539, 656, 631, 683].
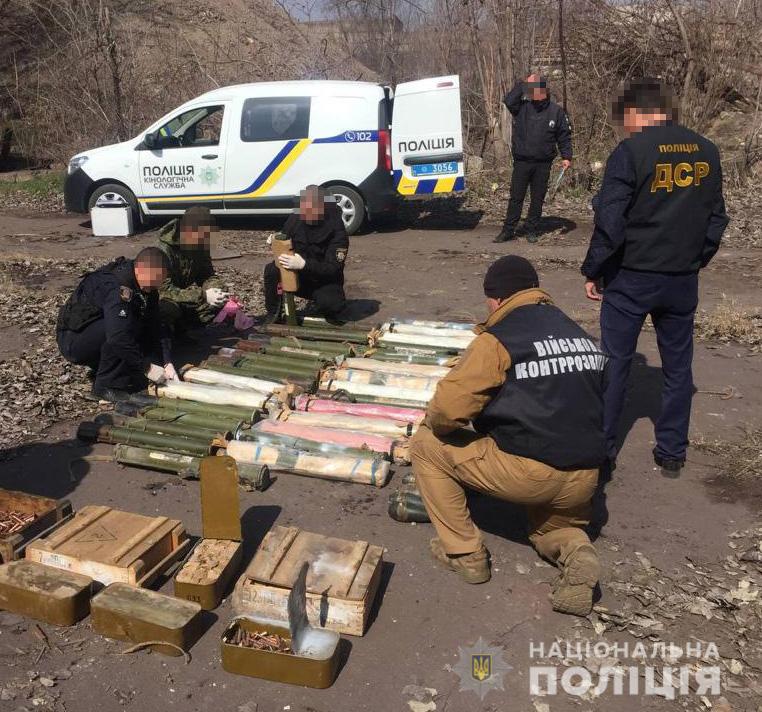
[391, 76, 464, 196]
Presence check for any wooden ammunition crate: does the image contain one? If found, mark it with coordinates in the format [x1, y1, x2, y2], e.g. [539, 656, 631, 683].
[25, 505, 190, 587]
[0, 489, 72, 564]
[231, 526, 383, 636]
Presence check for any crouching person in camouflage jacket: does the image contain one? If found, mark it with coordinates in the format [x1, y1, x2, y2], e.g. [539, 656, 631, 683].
[157, 206, 228, 337]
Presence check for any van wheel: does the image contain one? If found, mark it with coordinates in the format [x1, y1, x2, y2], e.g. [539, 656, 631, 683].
[326, 185, 364, 235]
[87, 184, 141, 228]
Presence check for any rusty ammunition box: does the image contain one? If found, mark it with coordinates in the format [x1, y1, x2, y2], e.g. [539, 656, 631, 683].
[173, 539, 243, 610]
[91, 582, 203, 656]
[221, 617, 340, 688]
[0, 489, 73, 564]
[0, 560, 92, 626]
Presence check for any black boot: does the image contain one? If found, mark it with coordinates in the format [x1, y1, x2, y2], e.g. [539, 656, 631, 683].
[654, 453, 684, 479]
[86, 384, 131, 403]
[493, 228, 515, 243]
[263, 289, 284, 325]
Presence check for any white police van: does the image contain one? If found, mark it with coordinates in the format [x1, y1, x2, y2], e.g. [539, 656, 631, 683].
[65, 77, 464, 234]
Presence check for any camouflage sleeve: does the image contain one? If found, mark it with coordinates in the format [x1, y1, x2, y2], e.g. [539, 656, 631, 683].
[158, 276, 205, 306]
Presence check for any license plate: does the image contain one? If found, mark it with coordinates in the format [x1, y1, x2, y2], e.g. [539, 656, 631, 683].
[411, 161, 458, 177]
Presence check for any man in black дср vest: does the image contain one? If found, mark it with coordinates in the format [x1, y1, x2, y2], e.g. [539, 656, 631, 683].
[582, 78, 729, 477]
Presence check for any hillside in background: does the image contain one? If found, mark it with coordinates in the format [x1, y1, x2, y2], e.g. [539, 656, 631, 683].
[0, 0, 377, 165]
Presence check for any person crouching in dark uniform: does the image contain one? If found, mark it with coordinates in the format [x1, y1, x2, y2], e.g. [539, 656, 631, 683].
[263, 185, 349, 323]
[56, 247, 176, 402]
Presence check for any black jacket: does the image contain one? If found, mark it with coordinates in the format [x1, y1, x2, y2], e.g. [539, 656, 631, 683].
[504, 82, 572, 162]
[473, 303, 606, 470]
[284, 202, 349, 284]
[582, 123, 729, 280]
[57, 257, 170, 372]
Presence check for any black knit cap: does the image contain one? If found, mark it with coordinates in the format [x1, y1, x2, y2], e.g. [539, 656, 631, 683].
[483, 255, 539, 299]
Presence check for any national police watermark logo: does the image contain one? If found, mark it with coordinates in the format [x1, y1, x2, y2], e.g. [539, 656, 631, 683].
[452, 637, 512, 700]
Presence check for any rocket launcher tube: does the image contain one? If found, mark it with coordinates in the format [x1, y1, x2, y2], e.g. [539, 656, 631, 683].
[232, 356, 320, 377]
[113, 445, 271, 490]
[111, 414, 228, 440]
[139, 407, 245, 433]
[78, 422, 213, 457]
[365, 351, 454, 366]
[391, 318, 473, 331]
[152, 381, 272, 410]
[122, 394, 258, 422]
[254, 418, 395, 457]
[263, 324, 370, 344]
[326, 368, 441, 391]
[293, 395, 425, 424]
[384, 322, 475, 339]
[235, 430, 385, 461]
[225, 440, 391, 487]
[319, 378, 435, 404]
[235, 351, 327, 370]
[316, 390, 429, 409]
[224, 346, 332, 367]
[378, 330, 473, 351]
[265, 336, 356, 355]
[181, 366, 280, 394]
[341, 357, 450, 378]
[199, 361, 314, 391]
[279, 409, 414, 438]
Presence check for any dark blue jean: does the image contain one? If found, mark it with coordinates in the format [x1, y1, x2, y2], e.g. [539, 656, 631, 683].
[600, 269, 699, 462]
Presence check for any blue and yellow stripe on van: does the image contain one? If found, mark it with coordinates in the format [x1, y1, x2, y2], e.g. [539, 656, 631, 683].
[138, 130, 381, 207]
[138, 138, 311, 205]
[393, 170, 465, 196]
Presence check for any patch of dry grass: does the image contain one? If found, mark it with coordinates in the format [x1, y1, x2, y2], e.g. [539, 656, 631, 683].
[693, 428, 762, 481]
[695, 298, 762, 349]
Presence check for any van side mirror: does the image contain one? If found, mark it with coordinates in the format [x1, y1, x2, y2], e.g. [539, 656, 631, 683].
[143, 132, 156, 149]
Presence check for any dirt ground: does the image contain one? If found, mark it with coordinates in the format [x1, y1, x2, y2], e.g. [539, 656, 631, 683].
[0, 202, 760, 712]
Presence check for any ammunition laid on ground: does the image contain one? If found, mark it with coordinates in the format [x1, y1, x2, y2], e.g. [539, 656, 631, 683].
[225, 440, 390, 487]
[113, 445, 271, 490]
[151, 381, 274, 410]
[180, 366, 280, 393]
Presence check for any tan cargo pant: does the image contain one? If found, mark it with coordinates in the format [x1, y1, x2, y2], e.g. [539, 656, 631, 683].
[410, 425, 598, 566]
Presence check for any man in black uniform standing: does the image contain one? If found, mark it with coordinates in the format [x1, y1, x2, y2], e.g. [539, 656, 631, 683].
[494, 73, 573, 243]
[582, 78, 729, 476]
[263, 184, 349, 322]
[57, 247, 176, 401]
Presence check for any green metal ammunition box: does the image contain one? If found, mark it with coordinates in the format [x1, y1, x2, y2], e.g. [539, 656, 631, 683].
[173, 539, 243, 610]
[221, 617, 340, 688]
[0, 560, 92, 626]
[91, 582, 203, 656]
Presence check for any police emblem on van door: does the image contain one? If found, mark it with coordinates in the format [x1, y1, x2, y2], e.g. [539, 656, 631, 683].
[549, 119, 556, 128]
[199, 166, 219, 186]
